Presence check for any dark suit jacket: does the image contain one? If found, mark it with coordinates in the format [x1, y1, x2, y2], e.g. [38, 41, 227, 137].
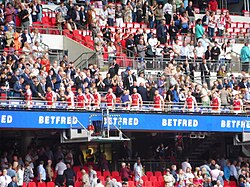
[8, 182, 18, 187]
[200, 63, 211, 77]
[21, 33, 32, 48]
[124, 74, 136, 90]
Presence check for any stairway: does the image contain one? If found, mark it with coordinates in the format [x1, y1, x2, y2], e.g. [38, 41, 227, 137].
[187, 133, 222, 160]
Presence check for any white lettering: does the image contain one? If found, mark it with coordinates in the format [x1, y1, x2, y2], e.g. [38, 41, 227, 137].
[1, 115, 6, 123]
[123, 118, 127, 125]
[162, 119, 167, 126]
[51, 116, 55, 124]
[193, 120, 198, 127]
[44, 116, 49, 124]
[128, 118, 133, 125]
[168, 119, 172, 126]
[134, 118, 139, 126]
[221, 120, 226, 128]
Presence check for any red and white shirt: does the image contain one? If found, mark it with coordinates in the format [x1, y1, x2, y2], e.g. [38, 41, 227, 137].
[185, 96, 196, 110]
[211, 96, 221, 110]
[85, 93, 94, 106]
[93, 92, 101, 106]
[76, 93, 87, 108]
[154, 94, 164, 108]
[131, 93, 142, 107]
[233, 99, 242, 111]
[46, 91, 56, 106]
[67, 91, 75, 107]
[106, 93, 116, 107]
[25, 88, 32, 101]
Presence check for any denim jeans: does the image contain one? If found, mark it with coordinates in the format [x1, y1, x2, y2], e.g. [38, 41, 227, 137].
[208, 27, 215, 38]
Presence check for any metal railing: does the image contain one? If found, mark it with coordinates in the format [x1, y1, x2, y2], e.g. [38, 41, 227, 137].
[0, 98, 248, 115]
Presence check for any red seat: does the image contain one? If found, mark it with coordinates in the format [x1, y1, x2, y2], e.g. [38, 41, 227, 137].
[111, 171, 119, 177]
[27, 182, 36, 187]
[73, 166, 81, 174]
[149, 176, 157, 182]
[153, 181, 162, 187]
[46, 182, 55, 187]
[157, 176, 164, 182]
[103, 171, 111, 178]
[154, 171, 162, 177]
[99, 176, 104, 181]
[22, 182, 27, 187]
[74, 181, 82, 187]
[96, 171, 102, 177]
[51, 17, 57, 26]
[77, 171, 82, 181]
[146, 171, 153, 178]
[42, 16, 49, 23]
[141, 175, 148, 181]
[144, 181, 152, 186]
[37, 182, 46, 187]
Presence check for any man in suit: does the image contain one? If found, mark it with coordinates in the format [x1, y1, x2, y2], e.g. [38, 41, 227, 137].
[156, 20, 168, 44]
[124, 67, 136, 92]
[200, 59, 211, 88]
[21, 29, 32, 48]
[183, 60, 195, 81]
[8, 176, 18, 187]
[13, 77, 24, 97]
[211, 41, 221, 71]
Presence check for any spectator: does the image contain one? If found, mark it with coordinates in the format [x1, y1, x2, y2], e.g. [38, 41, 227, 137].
[126, 34, 135, 57]
[217, 13, 226, 37]
[195, 19, 204, 41]
[37, 161, 46, 182]
[200, 59, 211, 87]
[156, 20, 168, 44]
[185, 1, 195, 23]
[240, 42, 250, 72]
[163, 169, 175, 187]
[63, 163, 75, 187]
[81, 169, 90, 187]
[154, 4, 164, 27]
[208, 0, 218, 12]
[20, 5, 30, 32]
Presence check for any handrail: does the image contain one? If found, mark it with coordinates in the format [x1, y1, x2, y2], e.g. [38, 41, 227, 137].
[0, 99, 248, 114]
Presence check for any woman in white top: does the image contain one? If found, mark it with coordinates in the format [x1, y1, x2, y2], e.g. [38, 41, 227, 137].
[107, 42, 117, 63]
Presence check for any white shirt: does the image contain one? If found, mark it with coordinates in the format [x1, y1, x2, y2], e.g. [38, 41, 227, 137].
[210, 169, 220, 181]
[0, 175, 11, 187]
[17, 169, 24, 186]
[163, 3, 173, 14]
[148, 38, 158, 52]
[195, 46, 205, 58]
[37, 164, 46, 181]
[55, 161, 67, 175]
[180, 46, 190, 58]
[181, 161, 192, 172]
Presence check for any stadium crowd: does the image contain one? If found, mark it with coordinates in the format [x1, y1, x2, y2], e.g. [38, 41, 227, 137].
[0, 143, 250, 187]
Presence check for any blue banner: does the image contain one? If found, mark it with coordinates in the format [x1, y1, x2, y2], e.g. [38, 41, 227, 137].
[0, 110, 250, 132]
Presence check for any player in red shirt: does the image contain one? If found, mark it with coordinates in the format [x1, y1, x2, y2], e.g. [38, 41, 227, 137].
[66, 87, 75, 109]
[210, 92, 221, 112]
[24, 84, 32, 108]
[92, 87, 101, 110]
[76, 88, 87, 109]
[131, 88, 143, 110]
[183, 91, 198, 112]
[208, 0, 218, 12]
[105, 88, 116, 110]
[154, 90, 164, 111]
[233, 94, 243, 113]
[44, 86, 57, 108]
[85, 88, 94, 110]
